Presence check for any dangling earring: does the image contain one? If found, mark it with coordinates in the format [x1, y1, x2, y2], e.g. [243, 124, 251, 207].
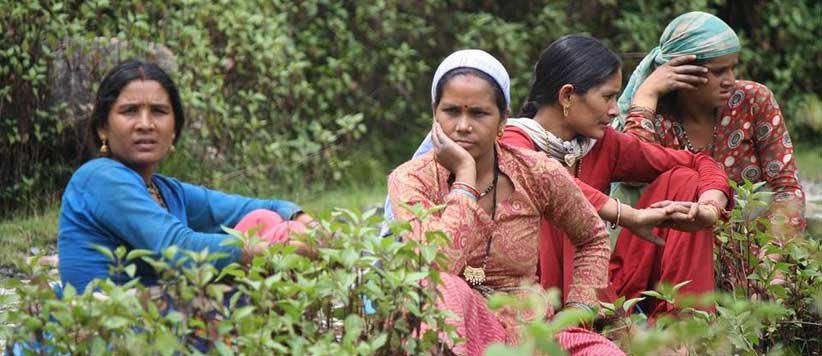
[170, 134, 176, 153]
[99, 136, 109, 155]
[563, 104, 570, 117]
[170, 144, 176, 153]
[497, 129, 504, 137]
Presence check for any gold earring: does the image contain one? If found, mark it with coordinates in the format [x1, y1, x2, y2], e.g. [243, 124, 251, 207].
[100, 137, 109, 155]
[170, 144, 176, 153]
[563, 104, 570, 117]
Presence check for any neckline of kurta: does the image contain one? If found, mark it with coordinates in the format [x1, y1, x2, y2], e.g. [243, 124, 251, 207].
[432, 142, 527, 224]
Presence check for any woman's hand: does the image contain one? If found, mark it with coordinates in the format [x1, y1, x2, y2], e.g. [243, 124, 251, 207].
[621, 206, 690, 246]
[649, 200, 719, 231]
[633, 55, 708, 109]
[294, 212, 318, 228]
[431, 121, 477, 183]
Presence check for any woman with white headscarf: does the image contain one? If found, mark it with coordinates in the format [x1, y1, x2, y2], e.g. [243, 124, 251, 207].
[388, 49, 623, 355]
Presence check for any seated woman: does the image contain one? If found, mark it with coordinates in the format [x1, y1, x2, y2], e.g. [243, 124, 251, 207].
[58, 60, 313, 293]
[388, 49, 624, 355]
[501, 35, 731, 317]
[614, 11, 805, 239]
[392, 36, 733, 318]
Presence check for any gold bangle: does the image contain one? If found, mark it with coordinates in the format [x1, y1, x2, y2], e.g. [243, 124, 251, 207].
[609, 198, 621, 229]
[628, 104, 656, 117]
[452, 181, 480, 197]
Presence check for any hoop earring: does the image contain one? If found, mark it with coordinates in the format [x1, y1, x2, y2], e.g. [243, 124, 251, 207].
[100, 137, 109, 155]
[563, 104, 570, 117]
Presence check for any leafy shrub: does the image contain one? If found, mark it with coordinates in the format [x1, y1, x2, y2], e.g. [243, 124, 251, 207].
[0, 208, 458, 355]
[2, 188, 821, 354]
[3, 0, 820, 216]
[488, 180, 822, 355]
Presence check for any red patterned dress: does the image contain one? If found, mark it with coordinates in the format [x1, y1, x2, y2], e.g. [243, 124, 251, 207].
[388, 142, 622, 356]
[501, 126, 730, 317]
[624, 80, 805, 235]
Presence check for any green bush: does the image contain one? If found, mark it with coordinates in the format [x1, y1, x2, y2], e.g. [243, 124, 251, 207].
[2, 187, 821, 354]
[488, 179, 822, 355]
[1, 208, 459, 355]
[2, 0, 820, 216]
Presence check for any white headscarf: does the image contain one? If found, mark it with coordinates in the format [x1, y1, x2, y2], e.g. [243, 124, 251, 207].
[383, 49, 511, 225]
[430, 49, 510, 108]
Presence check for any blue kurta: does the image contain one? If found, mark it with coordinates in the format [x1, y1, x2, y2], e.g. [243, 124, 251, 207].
[58, 158, 301, 292]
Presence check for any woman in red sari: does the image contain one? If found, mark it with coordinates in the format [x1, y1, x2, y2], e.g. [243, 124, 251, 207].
[388, 49, 623, 355]
[499, 35, 732, 317]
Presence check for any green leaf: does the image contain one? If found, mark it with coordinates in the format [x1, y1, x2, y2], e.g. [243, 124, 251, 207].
[124, 264, 136, 278]
[103, 316, 130, 329]
[233, 306, 256, 320]
[126, 249, 155, 261]
[91, 244, 115, 261]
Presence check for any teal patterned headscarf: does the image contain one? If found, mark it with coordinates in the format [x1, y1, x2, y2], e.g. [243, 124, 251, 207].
[613, 11, 740, 130]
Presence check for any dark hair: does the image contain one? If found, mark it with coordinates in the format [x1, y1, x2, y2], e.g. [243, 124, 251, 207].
[433, 68, 507, 114]
[87, 59, 185, 151]
[519, 35, 622, 118]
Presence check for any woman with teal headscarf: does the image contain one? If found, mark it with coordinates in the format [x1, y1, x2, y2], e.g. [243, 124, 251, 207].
[613, 11, 805, 289]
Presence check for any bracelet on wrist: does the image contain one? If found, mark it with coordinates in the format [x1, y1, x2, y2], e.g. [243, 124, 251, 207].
[699, 199, 729, 221]
[609, 198, 622, 229]
[451, 188, 478, 201]
[628, 104, 656, 118]
[452, 181, 480, 197]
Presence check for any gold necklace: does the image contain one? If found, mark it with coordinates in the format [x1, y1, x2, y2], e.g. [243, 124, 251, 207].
[147, 181, 167, 209]
[463, 148, 499, 286]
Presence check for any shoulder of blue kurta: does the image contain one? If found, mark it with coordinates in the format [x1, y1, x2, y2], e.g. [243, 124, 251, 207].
[58, 158, 246, 292]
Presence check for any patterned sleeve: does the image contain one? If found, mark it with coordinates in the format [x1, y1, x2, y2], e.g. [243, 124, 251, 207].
[623, 110, 661, 144]
[610, 130, 732, 202]
[751, 85, 806, 234]
[387, 162, 490, 275]
[533, 158, 610, 306]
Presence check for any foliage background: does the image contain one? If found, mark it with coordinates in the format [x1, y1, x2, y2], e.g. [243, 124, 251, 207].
[2, 0, 821, 217]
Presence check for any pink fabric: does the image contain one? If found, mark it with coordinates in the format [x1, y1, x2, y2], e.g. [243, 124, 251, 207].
[436, 273, 625, 356]
[234, 209, 306, 243]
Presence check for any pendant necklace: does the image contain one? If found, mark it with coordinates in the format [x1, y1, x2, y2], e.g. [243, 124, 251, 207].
[463, 147, 499, 286]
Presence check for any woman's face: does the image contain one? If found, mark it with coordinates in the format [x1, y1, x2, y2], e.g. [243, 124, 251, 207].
[566, 70, 622, 139]
[681, 52, 738, 108]
[98, 79, 176, 175]
[434, 74, 505, 159]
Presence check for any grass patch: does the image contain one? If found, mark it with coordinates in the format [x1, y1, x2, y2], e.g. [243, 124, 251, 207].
[295, 184, 386, 215]
[795, 140, 822, 182]
[0, 207, 59, 269]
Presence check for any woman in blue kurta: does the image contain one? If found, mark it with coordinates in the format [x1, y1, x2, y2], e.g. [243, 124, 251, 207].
[58, 60, 313, 292]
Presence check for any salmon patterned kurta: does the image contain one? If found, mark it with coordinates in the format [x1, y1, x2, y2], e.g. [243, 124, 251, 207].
[388, 142, 620, 355]
[624, 80, 805, 235]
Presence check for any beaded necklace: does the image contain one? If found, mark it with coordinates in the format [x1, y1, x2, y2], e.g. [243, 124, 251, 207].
[676, 110, 720, 155]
